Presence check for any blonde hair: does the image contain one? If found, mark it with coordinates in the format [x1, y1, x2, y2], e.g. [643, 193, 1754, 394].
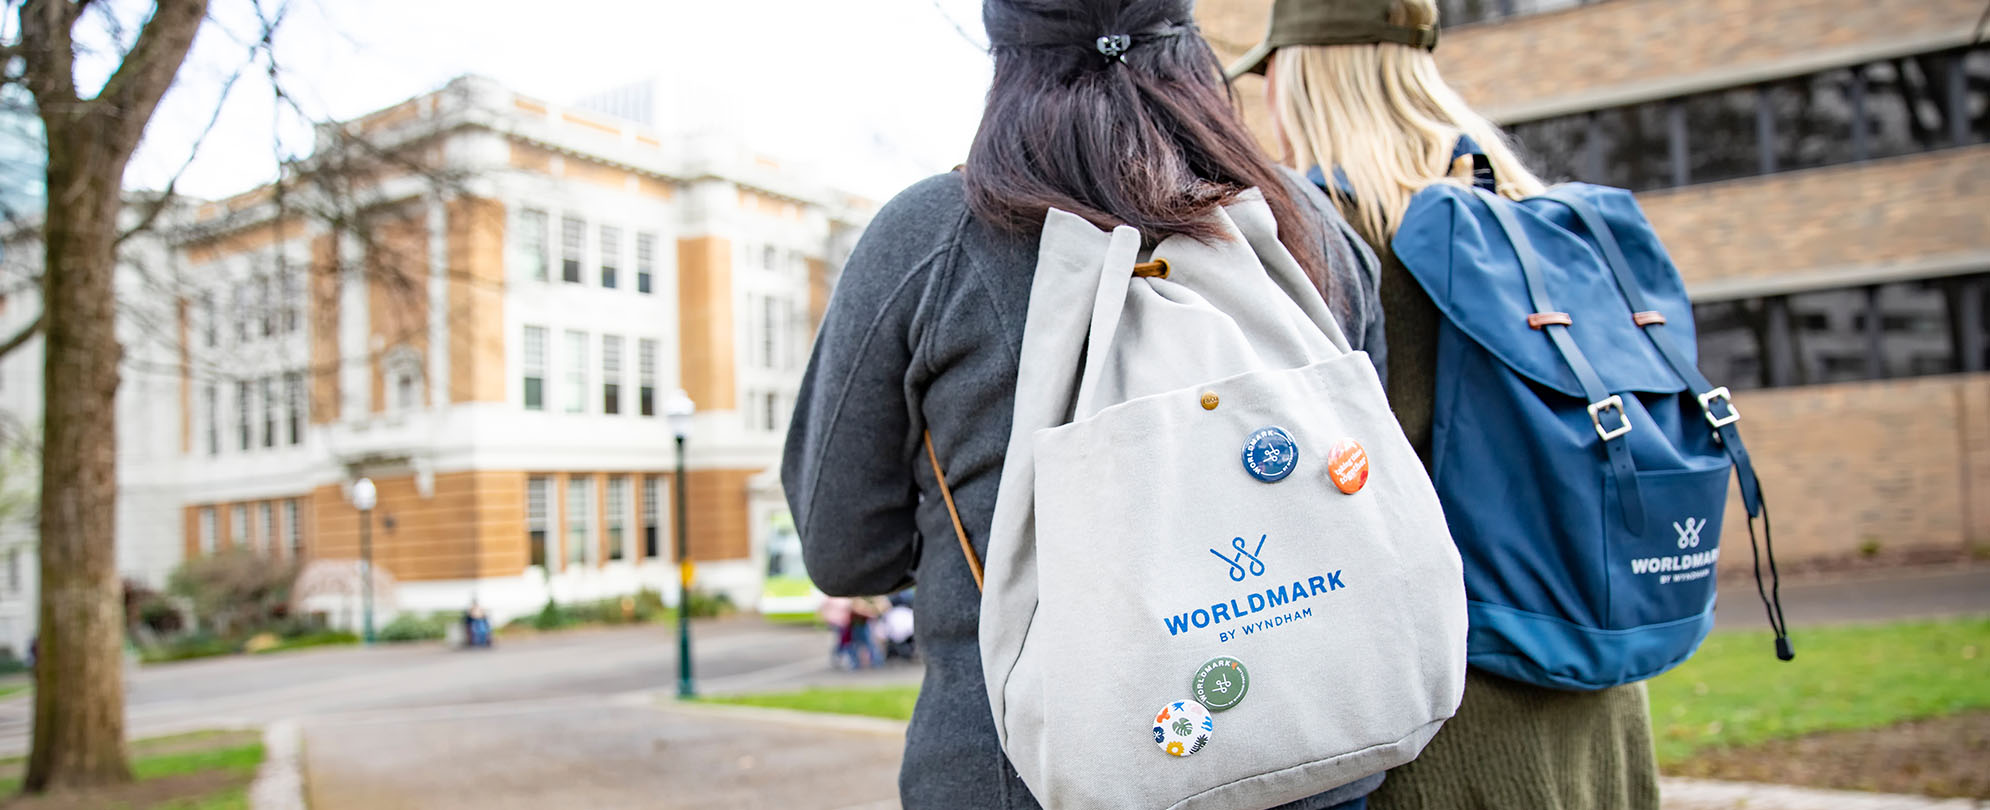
[1268, 0, 1544, 249]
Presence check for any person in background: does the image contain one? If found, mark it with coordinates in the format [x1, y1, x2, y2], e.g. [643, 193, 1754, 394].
[818, 595, 856, 668]
[1238, 0, 1660, 807]
[782, 0, 1386, 806]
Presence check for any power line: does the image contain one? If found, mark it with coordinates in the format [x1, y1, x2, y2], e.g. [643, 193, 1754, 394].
[927, 0, 988, 53]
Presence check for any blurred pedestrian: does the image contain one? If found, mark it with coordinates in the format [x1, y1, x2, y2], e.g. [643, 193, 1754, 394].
[463, 600, 492, 648]
[1245, 0, 1659, 807]
[782, 0, 1386, 806]
[817, 596, 855, 668]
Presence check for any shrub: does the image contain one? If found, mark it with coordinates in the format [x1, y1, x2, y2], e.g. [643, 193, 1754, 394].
[140, 632, 238, 664]
[531, 599, 572, 631]
[166, 550, 300, 637]
[685, 589, 734, 619]
[377, 612, 450, 643]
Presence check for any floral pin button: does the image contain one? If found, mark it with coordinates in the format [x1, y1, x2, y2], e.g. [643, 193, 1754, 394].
[1152, 699, 1213, 757]
[1328, 438, 1370, 494]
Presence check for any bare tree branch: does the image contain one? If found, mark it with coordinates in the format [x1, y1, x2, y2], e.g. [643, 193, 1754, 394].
[117, 44, 256, 246]
[0, 312, 39, 360]
[17, 0, 81, 112]
[94, 0, 206, 152]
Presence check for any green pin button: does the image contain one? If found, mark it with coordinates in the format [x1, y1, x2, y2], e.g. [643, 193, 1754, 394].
[1192, 657, 1250, 712]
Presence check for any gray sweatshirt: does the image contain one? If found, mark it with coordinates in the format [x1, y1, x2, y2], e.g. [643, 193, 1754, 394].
[782, 170, 1387, 810]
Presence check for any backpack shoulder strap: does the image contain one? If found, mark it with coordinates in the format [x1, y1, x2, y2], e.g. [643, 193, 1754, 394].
[924, 430, 984, 592]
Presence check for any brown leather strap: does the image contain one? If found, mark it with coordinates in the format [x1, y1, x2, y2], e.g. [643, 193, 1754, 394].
[923, 430, 984, 591]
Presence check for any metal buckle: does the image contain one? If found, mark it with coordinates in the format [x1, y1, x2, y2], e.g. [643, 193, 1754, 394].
[1698, 386, 1741, 429]
[1588, 395, 1632, 441]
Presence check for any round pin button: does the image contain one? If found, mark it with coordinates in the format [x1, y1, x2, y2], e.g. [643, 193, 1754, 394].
[1328, 438, 1370, 494]
[1152, 699, 1213, 757]
[1241, 426, 1298, 483]
[1191, 657, 1250, 712]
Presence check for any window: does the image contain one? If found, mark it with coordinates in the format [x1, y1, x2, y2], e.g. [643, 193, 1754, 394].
[1503, 44, 1989, 192]
[236, 381, 252, 451]
[561, 216, 584, 283]
[638, 339, 657, 417]
[566, 475, 593, 566]
[234, 284, 250, 342]
[1692, 273, 1989, 390]
[636, 232, 655, 294]
[261, 377, 277, 448]
[285, 499, 303, 557]
[599, 225, 621, 289]
[280, 266, 300, 334]
[285, 373, 303, 445]
[230, 505, 248, 548]
[642, 476, 661, 559]
[565, 330, 587, 413]
[203, 384, 219, 456]
[258, 275, 274, 338]
[606, 475, 628, 561]
[762, 244, 778, 271]
[527, 476, 550, 568]
[259, 502, 276, 554]
[4, 548, 15, 593]
[201, 293, 217, 347]
[518, 209, 550, 282]
[764, 391, 780, 432]
[1436, 0, 1610, 27]
[602, 335, 622, 415]
[198, 507, 217, 554]
[522, 325, 547, 411]
[760, 296, 779, 370]
[388, 353, 421, 413]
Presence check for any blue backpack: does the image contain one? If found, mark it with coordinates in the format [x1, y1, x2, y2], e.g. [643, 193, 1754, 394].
[1325, 139, 1793, 690]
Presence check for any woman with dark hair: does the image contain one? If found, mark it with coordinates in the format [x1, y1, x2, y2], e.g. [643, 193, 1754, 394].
[782, 1, 1388, 807]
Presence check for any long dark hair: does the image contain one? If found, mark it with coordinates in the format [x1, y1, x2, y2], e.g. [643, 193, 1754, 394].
[965, 0, 1328, 291]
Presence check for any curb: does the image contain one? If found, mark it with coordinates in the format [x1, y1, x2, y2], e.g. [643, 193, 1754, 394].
[249, 719, 306, 810]
[1662, 778, 1986, 810]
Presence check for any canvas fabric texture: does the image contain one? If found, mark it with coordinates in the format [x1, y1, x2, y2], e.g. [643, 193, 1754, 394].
[978, 191, 1468, 809]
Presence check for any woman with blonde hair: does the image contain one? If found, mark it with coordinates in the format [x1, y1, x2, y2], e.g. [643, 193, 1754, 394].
[1232, 1, 1661, 808]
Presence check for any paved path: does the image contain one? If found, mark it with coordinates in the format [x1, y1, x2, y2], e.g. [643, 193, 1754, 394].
[303, 696, 903, 810]
[1713, 564, 1990, 630]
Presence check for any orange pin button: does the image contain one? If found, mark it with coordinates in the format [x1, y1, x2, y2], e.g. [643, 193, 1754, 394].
[1328, 439, 1369, 494]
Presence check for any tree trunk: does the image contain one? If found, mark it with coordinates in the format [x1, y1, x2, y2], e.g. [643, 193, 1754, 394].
[25, 132, 134, 792]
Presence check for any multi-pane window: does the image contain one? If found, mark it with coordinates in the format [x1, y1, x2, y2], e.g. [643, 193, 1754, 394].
[602, 335, 623, 415]
[526, 476, 550, 568]
[230, 505, 248, 548]
[285, 373, 303, 445]
[635, 232, 655, 294]
[642, 476, 662, 559]
[561, 216, 585, 284]
[279, 266, 300, 334]
[564, 330, 587, 413]
[1694, 273, 1988, 390]
[522, 325, 547, 411]
[761, 296, 779, 370]
[606, 475, 628, 561]
[638, 339, 657, 417]
[236, 382, 252, 451]
[1506, 44, 1990, 193]
[203, 384, 219, 456]
[566, 475, 593, 566]
[518, 209, 550, 282]
[762, 245, 778, 271]
[764, 391, 780, 432]
[258, 275, 275, 338]
[201, 293, 217, 347]
[259, 502, 276, 554]
[599, 225, 621, 289]
[198, 507, 217, 554]
[285, 499, 303, 557]
[234, 284, 250, 342]
[261, 377, 277, 448]
[5, 548, 16, 593]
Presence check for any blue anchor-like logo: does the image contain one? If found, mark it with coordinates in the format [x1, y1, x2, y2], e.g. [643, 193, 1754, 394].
[1209, 534, 1267, 581]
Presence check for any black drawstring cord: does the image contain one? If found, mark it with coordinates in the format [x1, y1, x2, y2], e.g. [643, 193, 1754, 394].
[1746, 492, 1794, 661]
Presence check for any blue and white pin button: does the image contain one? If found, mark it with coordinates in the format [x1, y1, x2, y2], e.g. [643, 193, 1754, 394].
[1241, 426, 1299, 483]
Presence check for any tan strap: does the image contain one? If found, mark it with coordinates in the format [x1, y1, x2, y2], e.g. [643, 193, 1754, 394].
[923, 430, 984, 591]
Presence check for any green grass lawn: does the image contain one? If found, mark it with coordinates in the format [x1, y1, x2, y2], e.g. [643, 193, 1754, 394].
[0, 684, 28, 701]
[0, 729, 262, 808]
[701, 686, 920, 721]
[698, 617, 1990, 770]
[1646, 616, 1990, 764]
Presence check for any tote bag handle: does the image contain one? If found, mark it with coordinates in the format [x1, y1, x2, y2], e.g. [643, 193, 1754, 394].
[923, 430, 984, 591]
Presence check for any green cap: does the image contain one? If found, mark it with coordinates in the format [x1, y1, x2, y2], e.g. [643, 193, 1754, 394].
[1225, 0, 1439, 79]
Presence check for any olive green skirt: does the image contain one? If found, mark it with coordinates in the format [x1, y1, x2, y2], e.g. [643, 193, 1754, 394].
[1369, 669, 1661, 810]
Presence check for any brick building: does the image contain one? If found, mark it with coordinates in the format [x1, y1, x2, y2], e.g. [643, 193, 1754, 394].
[0, 75, 872, 642]
[1199, 0, 1990, 567]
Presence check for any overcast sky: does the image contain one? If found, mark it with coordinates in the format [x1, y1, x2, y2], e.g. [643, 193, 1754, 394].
[122, 0, 996, 203]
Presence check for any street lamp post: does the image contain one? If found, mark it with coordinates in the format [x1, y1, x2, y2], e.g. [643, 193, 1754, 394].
[666, 390, 697, 699]
[352, 477, 378, 645]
